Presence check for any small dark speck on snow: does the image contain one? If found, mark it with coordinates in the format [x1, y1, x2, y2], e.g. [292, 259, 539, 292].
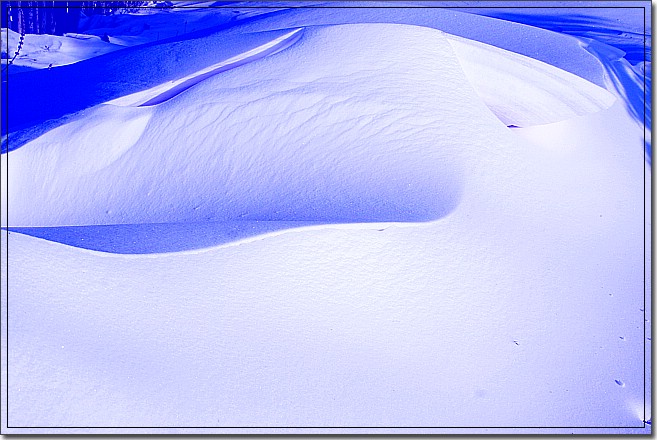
[615, 379, 625, 387]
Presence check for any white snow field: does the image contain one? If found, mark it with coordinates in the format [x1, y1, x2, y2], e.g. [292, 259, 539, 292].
[0, 2, 651, 435]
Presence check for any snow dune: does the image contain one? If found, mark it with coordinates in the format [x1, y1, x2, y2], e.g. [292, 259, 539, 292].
[4, 22, 617, 232]
[6, 24, 484, 229]
[2, 4, 617, 153]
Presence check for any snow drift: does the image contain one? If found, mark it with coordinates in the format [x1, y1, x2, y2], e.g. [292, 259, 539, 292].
[1, 4, 650, 435]
[3, 23, 616, 229]
[2, 4, 619, 153]
[5, 24, 476, 227]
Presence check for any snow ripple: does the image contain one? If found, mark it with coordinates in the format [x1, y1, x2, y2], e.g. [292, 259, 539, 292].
[0, 17, 635, 253]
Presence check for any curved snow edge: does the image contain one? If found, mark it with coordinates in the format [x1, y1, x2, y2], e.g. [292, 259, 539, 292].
[445, 33, 617, 127]
[108, 28, 304, 107]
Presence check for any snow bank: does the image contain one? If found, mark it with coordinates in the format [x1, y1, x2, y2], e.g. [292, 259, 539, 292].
[5, 24, 492, 227]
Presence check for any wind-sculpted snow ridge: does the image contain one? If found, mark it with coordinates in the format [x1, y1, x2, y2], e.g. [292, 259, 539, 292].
[109, 27, 304, 107]
[2, 4, 616, 153]
[3, 21, 621, 253]
[444, 34, 616, 127]
[217, 3, 612, 88]
[5, 24, 485, 232]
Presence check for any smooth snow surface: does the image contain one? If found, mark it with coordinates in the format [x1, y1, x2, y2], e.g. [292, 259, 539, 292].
[445, 34, 616, 127]
[1, 2, 651, 435]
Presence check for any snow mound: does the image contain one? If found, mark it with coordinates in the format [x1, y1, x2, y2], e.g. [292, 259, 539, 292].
[2, 8, 649, 432]
[2, 5, 617, 153]
[4, 22, 620, 232]
[4, 23, 510, 228]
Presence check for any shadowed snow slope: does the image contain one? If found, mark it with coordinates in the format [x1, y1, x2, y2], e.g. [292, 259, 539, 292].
[6, 221, 321, 254]
[445, 34, 615, 127]
[5, 23, 503, 228]
[1, 23, 299, 152]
